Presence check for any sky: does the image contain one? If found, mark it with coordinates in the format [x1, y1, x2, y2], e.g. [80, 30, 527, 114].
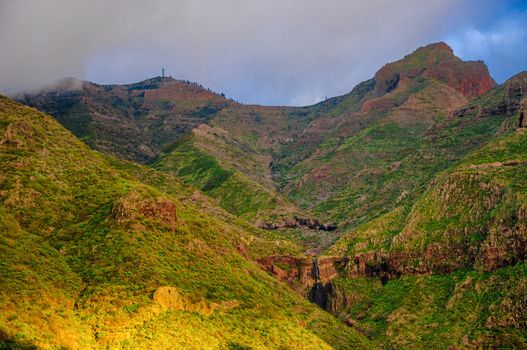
[0, 0, 526, 106]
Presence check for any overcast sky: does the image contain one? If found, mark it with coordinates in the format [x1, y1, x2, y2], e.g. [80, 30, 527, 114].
[1, 0, 526, 105]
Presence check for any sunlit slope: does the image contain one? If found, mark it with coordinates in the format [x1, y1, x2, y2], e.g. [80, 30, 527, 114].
[0, 96, 368, 349]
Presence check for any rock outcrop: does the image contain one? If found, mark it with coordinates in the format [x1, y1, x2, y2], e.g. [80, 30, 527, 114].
[153, 286, 239, 316]
[111, 189, 177, 232]
[258, 216, 337, 231]
[257, 255, 348, 297]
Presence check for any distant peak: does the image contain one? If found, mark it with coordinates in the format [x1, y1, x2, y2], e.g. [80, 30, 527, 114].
[417, 41, 454, 54]
[373, 42, 496, 98]
[401, 41, 456, 64]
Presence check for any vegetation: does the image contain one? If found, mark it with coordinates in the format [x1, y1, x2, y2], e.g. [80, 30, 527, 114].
[0, 96, 368, 349]
[331, 264, 527, 348]
[7, 43, 527, 348]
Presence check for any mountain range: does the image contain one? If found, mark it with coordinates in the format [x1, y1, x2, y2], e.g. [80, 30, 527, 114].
[2, 42, 527, 349]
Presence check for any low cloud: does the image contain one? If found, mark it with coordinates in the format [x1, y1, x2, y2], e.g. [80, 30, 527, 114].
[0, 0, 504, 105]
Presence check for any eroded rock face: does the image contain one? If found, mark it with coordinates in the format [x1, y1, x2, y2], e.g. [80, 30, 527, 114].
[257, 255, 314, 291]
[476, 207, 527, 271]
[257, 256, 348, 292]
[504, 73, 527, 108]
[307, 257, 350, 309]
[463, 72, 527, 120]
[348, 251, 392, 280]
[316, 256, 346, 283]
[373, 42, 495, 98]
[348, 202, 527, 277]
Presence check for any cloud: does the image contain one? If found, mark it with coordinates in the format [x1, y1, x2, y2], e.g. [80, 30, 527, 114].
[447, 10, 527, 83]
[0, 0, 502, 105]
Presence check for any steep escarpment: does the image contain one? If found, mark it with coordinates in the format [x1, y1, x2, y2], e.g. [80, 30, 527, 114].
[331, 88, 527, 276]
[389, 128, 527, 274]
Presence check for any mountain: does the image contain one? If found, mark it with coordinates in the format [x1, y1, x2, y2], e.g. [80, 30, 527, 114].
[8, 42, 527, 348]
[0, 96, 368, 349]
[18, 77, 231, 163]
[323, 122, 527, 348]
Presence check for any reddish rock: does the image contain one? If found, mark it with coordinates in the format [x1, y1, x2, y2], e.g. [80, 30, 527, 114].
[361, 97, 398, 114]
[257, 255, 348, 291]
[476, 207, 527, 271]
[373, 42, 496, 98]
[316, 256, 348, 283]
[348, 251, 391, 278]
[257, 255, 311, 286]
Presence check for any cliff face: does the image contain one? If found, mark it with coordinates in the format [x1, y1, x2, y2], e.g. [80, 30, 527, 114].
[333, 131, 527, 278]
[258, 256, 349, 295]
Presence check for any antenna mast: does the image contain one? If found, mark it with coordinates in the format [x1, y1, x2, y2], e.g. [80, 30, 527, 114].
[162, 68, 165, 78]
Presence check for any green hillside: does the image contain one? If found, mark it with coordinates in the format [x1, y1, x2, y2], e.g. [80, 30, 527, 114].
[10, 43, 527, 349]
[323, 128, 527, 348]
[0, 96, 368, 349]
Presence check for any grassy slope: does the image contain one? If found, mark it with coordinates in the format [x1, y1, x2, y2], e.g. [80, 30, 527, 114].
[390, 127, 527, 272]
[331, 77, 525, 266]
[151, 131, 302, 222]
[330, 263, 527, 349]
[332, 129, 527, 261]
[0, 96, 369, 349]
[323, 113, 527, 348]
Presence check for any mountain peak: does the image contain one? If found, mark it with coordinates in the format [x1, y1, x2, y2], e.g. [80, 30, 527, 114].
[373, 42, 496, 98]
[416, 41, 454, 55]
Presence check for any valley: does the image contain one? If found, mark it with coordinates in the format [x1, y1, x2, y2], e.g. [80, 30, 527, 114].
[2, 42, 527, 348]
